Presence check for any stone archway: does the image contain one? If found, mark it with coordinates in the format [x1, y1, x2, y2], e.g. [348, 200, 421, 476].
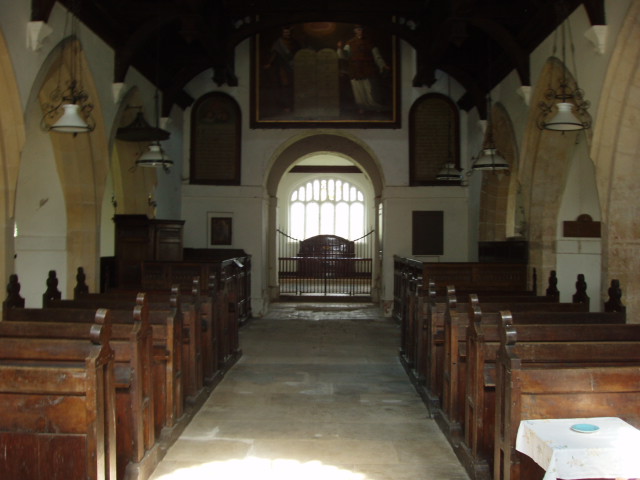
[591, 0, 640, 317]
[265, 132, 385, 301]
[34, 38, 109, 296]
[478, 102, 519, 242]
[519, 57, 585, 293]
[0, 28, 26, 289]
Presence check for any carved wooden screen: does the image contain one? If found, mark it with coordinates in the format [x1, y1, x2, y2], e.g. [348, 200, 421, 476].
[409, 93, 460, 185]
[190, 92, 241, 185]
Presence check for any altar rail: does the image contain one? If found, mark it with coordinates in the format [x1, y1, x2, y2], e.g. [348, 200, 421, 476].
[278, 230, 373, 296]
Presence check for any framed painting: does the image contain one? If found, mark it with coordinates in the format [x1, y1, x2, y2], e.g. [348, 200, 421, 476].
[251, 22, 399, 128]
[208, 214, 233, 246]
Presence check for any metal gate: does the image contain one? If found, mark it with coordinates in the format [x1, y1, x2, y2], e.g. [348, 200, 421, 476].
[277, 230, 374, 296]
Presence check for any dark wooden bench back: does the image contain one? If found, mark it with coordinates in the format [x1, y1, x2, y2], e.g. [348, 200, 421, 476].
[494, 314, 640, 480]
[0, 311, 117, 480]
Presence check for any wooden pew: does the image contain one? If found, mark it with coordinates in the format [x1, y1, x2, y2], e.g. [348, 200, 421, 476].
[460, 306, 627, 480]
[73, 278, 214, 393]
[45, 286, 200, 406]
[493, 312, 640, 480]
[76, 272, 215, 375]
[35, 288, 184, 438]
[0, 310, 117, 480]
[2, 296, 155, 480]
[404, 271, 552, 416]
[435, 291, 586, 419]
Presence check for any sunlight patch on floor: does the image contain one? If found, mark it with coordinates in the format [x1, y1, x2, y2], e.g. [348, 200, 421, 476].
[152, 457, 369, 480]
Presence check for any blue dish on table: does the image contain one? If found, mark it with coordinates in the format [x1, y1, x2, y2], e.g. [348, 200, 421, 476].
[570, 423, 600, 433]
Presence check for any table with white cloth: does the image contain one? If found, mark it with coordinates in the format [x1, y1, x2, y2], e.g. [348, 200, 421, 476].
[516, 417, 640, 480]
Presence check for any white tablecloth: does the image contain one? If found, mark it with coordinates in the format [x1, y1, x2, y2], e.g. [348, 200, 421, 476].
[516, 417, 640, 480]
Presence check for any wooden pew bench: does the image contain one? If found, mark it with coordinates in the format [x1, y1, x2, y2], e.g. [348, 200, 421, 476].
[0, 311, 117, 480]
[45, 287, 196, 409]
[406, 278, 558, 415]
[459, 307, 627, 479]
[32, 290, 184, 439]
[2, 297, 155, 480]
[435, 293, 587, 419]
[74, 277, 222, 386]
[395, 264, 542, 404]
[493, 314, 640, 480]
[70, 289, 203, 399]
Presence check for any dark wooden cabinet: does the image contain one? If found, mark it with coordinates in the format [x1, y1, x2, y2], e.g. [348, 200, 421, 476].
[113, 215, 184, 287]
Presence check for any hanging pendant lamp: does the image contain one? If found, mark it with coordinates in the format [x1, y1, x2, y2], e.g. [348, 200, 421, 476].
[470, 95, 509, 173]
[537, 12, 591, 132]
[40, 3, 95, 134]
[137, 142, 173, 170]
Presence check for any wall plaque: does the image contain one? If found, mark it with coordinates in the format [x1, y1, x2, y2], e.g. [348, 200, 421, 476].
[190, 92, 241, 185]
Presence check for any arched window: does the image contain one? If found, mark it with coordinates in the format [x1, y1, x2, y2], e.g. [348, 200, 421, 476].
[289, 178, 365, 240]
[409, 93, 460, 185]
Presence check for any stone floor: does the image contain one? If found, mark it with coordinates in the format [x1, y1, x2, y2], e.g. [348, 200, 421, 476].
[148, 302, 470, 480]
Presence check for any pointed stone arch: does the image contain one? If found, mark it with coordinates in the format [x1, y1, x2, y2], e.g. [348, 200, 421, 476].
[519, 57, 585, 293]
[591, 0, 640, 316]
[34, 38, 109, 296]
[478, 102, 519, 242]
[0, 28, 26, 288]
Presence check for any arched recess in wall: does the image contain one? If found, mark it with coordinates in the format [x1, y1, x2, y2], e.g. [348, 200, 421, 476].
[0, 28, 25, 288]
[409, 93, 460, 185]
[591, 0, 640, 317]
[265, 133, 385, 299]
[519, 56, 586, 293]
[112, 87, 159, 216]
[35, 38, 109, 296]
[478, 102, 520, 242]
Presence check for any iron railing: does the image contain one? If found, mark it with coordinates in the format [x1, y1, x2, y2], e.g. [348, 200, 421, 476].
[277, 229, 374, 296]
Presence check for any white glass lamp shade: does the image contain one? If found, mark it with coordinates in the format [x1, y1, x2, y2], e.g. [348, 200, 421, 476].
[543, 102, 585, 131]
[49, 103, 91, 133]
[436, 162, 463, 181]
[472, 148, 509, 171]
[137, 144, 173, 168]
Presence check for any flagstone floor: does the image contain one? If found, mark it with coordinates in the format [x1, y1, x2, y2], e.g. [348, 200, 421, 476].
[148, 302, 470, 480]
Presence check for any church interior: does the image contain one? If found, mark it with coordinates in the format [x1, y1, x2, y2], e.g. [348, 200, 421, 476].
[1, 0, 640, 479]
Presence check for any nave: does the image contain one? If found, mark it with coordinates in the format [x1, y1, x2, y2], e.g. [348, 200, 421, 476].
[148, 302, 470, 480]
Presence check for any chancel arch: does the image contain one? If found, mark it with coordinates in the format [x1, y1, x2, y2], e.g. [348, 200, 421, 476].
[265, 132, 384, 301]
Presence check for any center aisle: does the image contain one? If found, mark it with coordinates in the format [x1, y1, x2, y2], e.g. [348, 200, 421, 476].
[149, 302, 470, 480]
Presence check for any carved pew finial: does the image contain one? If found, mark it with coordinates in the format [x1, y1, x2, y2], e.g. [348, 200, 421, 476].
[499, 310, 517, 347]
[42, 270, 62, 307]
[74, 266, 89, 298]
[469, 302, 483, 326]
[469, 293, 479, 306]
[447, 285, 457, 309]
[605, 279, 626, 313]
[572, 273, 590, 307]
[428, 280, 436, 300]
[90, 308, 112, 346]
[133, 292, 148, 325]
[3, 273, 25, 310]
[546, 270, 559, 299]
